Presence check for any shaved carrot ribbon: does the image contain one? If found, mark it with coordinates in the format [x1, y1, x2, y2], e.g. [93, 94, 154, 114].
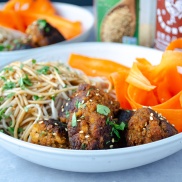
[69, 53, 130, 78]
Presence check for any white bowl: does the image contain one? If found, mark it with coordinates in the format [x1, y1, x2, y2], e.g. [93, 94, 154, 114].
[0, 2, 94, 63]
[0, 42, 182, 173]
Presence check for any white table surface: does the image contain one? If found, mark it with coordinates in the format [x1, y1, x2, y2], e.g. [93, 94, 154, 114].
[1, 6, 182, 182]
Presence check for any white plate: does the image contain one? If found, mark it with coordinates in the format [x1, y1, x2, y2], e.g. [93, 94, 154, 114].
[0, 42, 182, 173]
[0, 2, 94, 63]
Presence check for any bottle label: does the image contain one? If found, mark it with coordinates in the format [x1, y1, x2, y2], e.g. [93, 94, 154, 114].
[95, 0, 140, 44]
[155, 0, 182, 50]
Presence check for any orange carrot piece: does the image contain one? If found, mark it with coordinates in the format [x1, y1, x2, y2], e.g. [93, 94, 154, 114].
[152, 109, 182, 132]
[166, 38, 182, 50]
[69, 53, 130, 78]
[19, 12, 82, 39]
[110, 71, 131, 109]
[126, 62, 156, 91]
[3, 0, 57, 15]
[127, 84, 159, 107]
[0, 10, 25, 32]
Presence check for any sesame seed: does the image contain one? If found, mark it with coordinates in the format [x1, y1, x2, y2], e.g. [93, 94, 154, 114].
[85, 135, 90, 138]
[66, 103, 68, 106]
[132, 109, 136, 111]
[52, 133, 56, 136]
[77, 119, 81, 122]
[110, 145, 113, 148]
[150, 116, 153, 120]
[142, 106, 147, 108]
[39, 121, 43, 124]
[145, 122, 147, 126]
[160, 117, 164, 120]
[110, 101, 113, 104]
[143, 128, 146, 130]
[89, 99, 92, 102]
[96, 93, 99, 96]
[148, 106, 152, 109]
[75, 93, 78, 96]
[82, 100, 84, 104]
[65, 128, 68, 131]
[158, 113, 162, 117]
[150, 113, 153, 116]
[62, 108, 64, 112]
[112, 138, 115, 143]
[172, 124, 175, 127]
[97, 89, 99, 91]
[79, 130, 84, 133]
[54, 123, 58, 125]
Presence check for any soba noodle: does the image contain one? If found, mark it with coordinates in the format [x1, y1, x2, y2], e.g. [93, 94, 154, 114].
[0, 59, 91, 141]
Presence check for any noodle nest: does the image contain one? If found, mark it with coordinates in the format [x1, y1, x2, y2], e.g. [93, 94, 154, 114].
[0, 59, 90, 141]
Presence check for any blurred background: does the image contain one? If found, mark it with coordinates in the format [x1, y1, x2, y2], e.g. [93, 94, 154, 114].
[0, 0, 93, 6]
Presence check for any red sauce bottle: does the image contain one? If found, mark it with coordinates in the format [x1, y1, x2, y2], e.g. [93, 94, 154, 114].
[155, 0, 182, 50]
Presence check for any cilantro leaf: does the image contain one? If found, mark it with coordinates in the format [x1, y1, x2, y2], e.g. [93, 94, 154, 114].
[3, 81, 15, 90]
[37, 66, 50, 75]
[97, 104, 110, 116]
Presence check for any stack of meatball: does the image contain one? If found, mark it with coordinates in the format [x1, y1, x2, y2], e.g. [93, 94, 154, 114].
[30, 84, 178, 150]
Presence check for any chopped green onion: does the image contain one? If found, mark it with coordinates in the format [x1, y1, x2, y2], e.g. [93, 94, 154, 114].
[71, 112, 77, 127]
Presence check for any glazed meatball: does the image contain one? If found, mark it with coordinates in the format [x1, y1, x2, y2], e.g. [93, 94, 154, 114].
[113, 109, 134, 148]
[126, 107, 178, 146]
[59, 84, 120, 150]
[26, 19, 65, 47]
[30, 119, 69, 148]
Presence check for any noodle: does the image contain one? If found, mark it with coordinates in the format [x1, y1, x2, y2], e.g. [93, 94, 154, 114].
[0, 59, 89, 141]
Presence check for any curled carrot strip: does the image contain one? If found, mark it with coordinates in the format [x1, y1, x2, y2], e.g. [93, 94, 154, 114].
[69, 54, 130, 78]
[166, 38, 182, 51]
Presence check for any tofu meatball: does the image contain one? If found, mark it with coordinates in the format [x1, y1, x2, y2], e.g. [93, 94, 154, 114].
[59, 84, 120, 150]
[30, 119, 69, 148]
[126, 107, 178, 146]
[26, 19, 65, 47]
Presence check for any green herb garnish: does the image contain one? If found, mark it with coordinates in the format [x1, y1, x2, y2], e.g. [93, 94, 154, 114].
[0, 129, 4, 133]
[51, 96, 55, 101]
[106, 118, 126, 139]
[81, 143, 87, 150]
[54, 67, 61, 74]
[37, 66, 50, 75]
[24, 107, 29, 112]
[32, 59, 36, 64]
[3, 67, 14, 72]
[0, 97, 4, 102]
[71, 112, 77, 127]
[19, 74, 32, 89]
[33, 95, 39, 100]
[20, 63, 24, 69]
[7, 93, 15, 99]
[7, 127, 14, 136]
[3, 81, 15, 90]
[38, 19, 47, 29]
[86, 90, 90, 96]
[45, 27, 50, 32]
[18, 127, 23, 133]
[65, 110, 70, 118]
[97, 104, 110, 116]
[0, 76, 7, 81]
